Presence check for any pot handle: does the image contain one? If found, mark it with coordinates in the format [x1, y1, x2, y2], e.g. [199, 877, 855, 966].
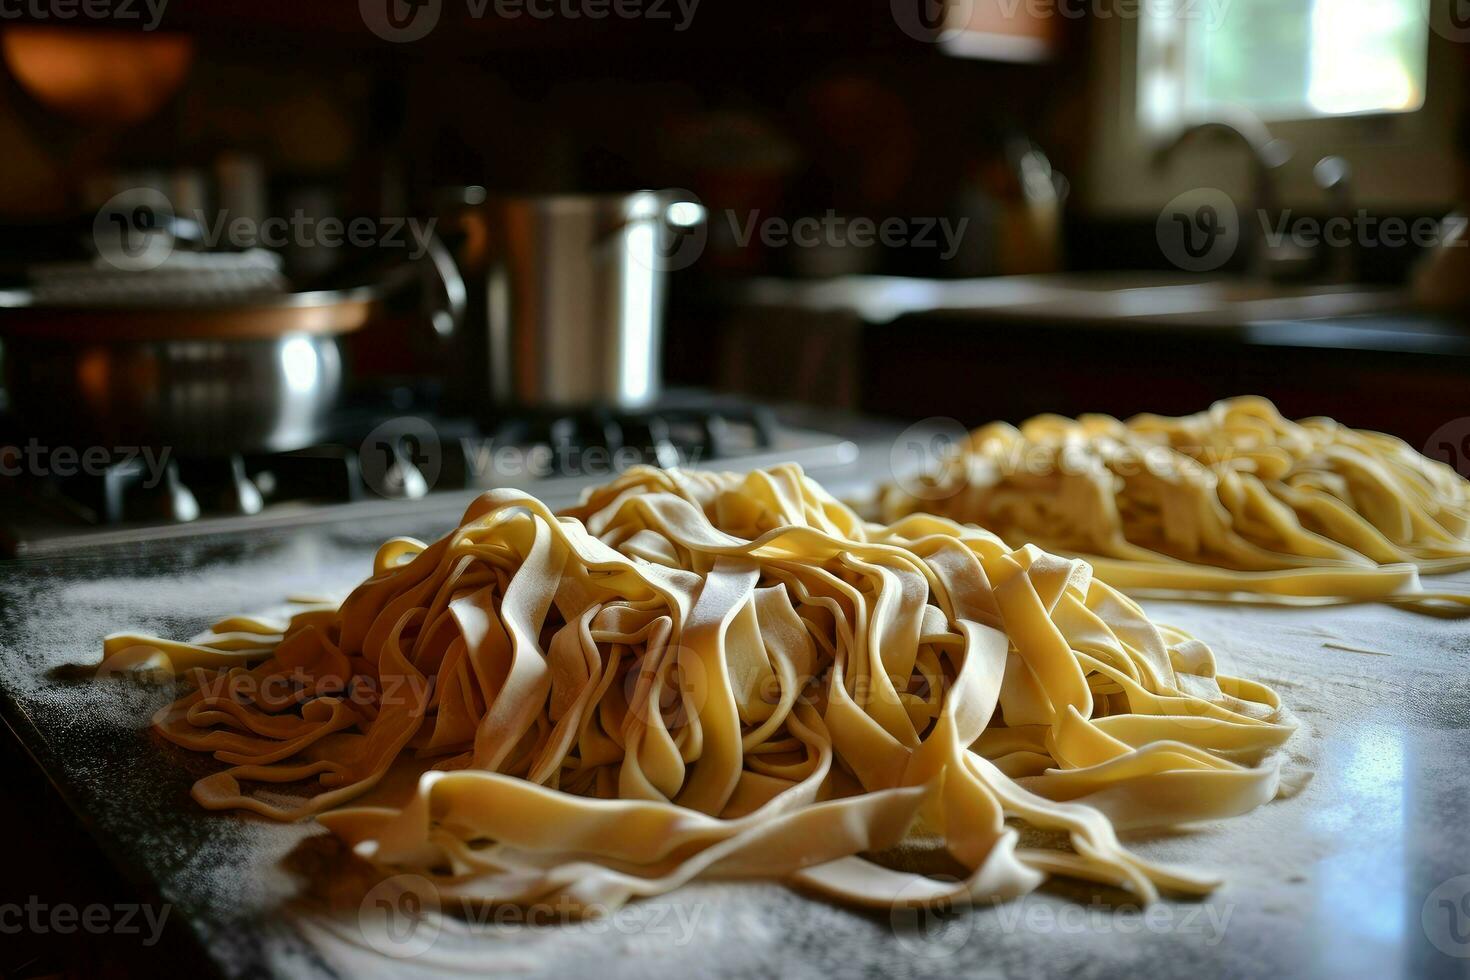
[418, 233, 467, 340]
[375, 231, 467, 341]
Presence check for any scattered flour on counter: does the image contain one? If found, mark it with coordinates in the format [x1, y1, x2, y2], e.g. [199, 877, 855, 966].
[4, 531, 1467, 979]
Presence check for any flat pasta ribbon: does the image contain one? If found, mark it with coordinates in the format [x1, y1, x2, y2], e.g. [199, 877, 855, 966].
[101, 464, 1294, 914]
[881, 396, 1470, 610]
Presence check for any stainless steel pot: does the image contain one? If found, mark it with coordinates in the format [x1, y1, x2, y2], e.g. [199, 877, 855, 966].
[4, 330, 346, 457]
[448, 191, 706, 411]
[0, 240, 465, 457]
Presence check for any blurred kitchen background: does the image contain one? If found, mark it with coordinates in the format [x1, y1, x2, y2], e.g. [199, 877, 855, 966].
[0, 0, 1467, 553]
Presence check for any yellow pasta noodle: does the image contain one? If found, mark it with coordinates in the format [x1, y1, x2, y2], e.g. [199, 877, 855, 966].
[101, 464, 1294, 914]
[880, 396, 1470, 609]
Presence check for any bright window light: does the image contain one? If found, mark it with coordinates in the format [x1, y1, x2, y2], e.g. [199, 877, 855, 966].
[1139, 0, 1430, 129]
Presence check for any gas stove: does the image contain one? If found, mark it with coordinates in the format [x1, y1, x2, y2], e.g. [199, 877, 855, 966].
[0, 391, 861, 555]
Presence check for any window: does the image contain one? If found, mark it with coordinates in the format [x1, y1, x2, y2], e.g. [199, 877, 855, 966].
[1138, 0, 1431, 131]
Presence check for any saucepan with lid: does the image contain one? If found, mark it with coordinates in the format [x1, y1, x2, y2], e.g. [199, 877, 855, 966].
[0, 237, 465, 457]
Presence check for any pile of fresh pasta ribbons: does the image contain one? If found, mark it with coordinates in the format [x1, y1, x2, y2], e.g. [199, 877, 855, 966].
[102, 463, 1296, 913]
[881, 396, 1470, 609]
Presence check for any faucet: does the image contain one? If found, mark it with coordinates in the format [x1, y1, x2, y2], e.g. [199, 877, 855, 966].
[1152, 110, 1293, 279]
[1313, 155, 1358, 284]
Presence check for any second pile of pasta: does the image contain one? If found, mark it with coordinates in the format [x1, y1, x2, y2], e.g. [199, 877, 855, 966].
[881, 396, 1470, 607]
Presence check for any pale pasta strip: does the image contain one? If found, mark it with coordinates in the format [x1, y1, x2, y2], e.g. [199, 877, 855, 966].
[101, 464, 1294, 913]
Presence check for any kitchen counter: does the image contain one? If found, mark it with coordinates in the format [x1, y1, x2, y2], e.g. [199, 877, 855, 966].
[732, 273, 1470, 356]
[2, 435, 1469, 979]
[710, 276, 1470, 447]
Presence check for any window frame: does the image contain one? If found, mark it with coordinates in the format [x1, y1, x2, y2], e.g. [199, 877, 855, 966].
[1082, 2, 1465, 215]
[1136, 0, 1433, 130]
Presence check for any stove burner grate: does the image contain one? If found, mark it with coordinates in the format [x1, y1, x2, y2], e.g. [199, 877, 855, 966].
[0, 398, 790, 528]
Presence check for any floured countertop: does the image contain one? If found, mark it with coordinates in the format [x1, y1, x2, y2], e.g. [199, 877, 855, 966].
[2, 491, 1469, 980]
